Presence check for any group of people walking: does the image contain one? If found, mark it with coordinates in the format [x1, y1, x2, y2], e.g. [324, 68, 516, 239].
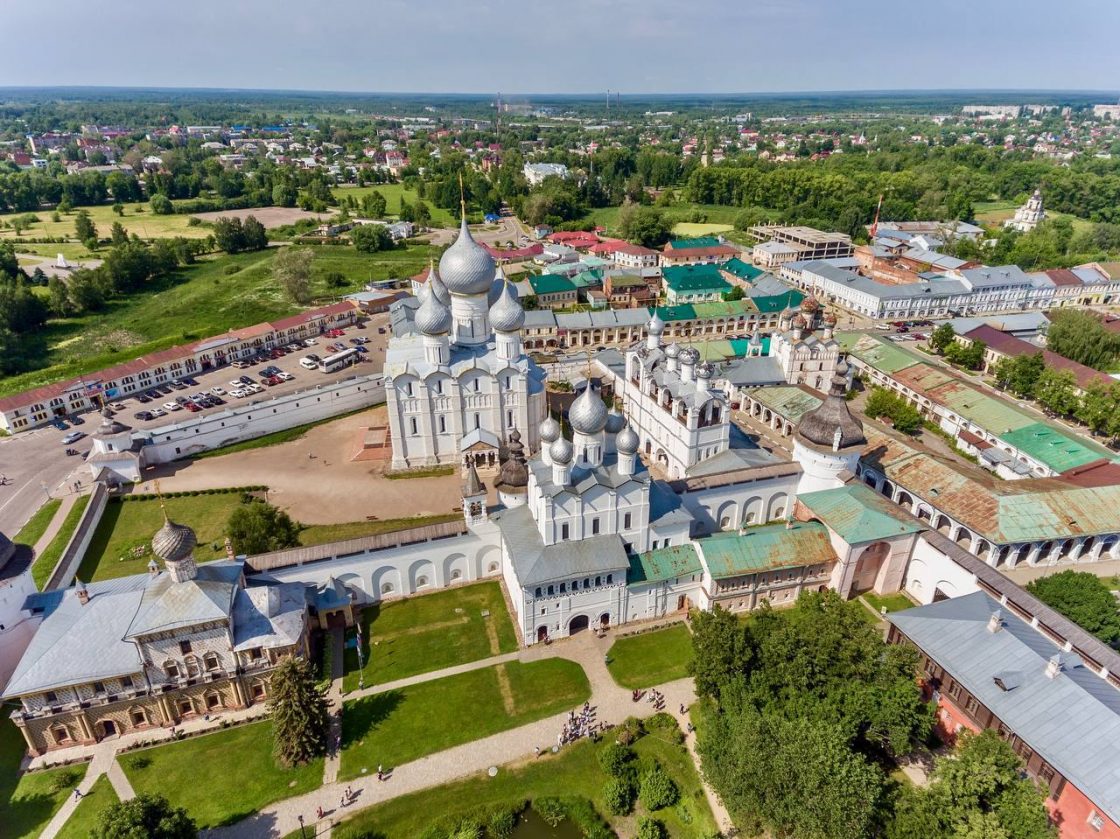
[556, 701, 599, 749]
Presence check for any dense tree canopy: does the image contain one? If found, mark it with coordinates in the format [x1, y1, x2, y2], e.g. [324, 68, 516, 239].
[1026, 570, 1120, 648]
[92, 793, 196, 839]
[226, 500, 300, 554]
[1045, 310, 1120, 371]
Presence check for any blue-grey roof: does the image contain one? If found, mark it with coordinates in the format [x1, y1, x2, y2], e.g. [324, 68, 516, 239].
[958, 265, 1034, 290]
[717, 356, 785, 387]
[890, 592, 1120, 825]
[125, 563, 241, 637]
[232, 582, 307, 651]
[800, 261, 968, 299]
[491, 505, 630, 587]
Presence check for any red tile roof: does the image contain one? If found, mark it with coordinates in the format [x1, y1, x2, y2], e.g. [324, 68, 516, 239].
[661, 245, 738, 260]
[963, 325, 1114, 391]
[0, 303, 356, 415]
[1058, 459, 1120, 488]
[1044, 268, 1082, 287]
[485, 243, 543, 260]
[610, 242, 659, 257]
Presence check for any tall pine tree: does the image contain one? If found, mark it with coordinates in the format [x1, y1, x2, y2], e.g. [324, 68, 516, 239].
[269, 657, 330, 768]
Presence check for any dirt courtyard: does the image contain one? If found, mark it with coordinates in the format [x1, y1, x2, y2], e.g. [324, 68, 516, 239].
[137, 405, 496, 524]
[190, 206, 333, 229]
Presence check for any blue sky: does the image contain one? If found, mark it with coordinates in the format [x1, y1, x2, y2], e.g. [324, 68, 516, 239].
[2, 0, 1119, 94]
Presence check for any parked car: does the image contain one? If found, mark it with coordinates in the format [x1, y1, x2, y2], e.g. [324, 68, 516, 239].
[276, 371, 294, 381]
[299, 357, 318, 370]
[163, 402, 181, 411]
[134, 410, 153, 421]
[150, 408, 167, 418]
[304, 338, 317, 347]
[378, 327, 386, 334]
[231, 360, 250, 369]
[136, 394, 151, 404]
[51, 418, 69, 430]
[355, 345, 368, 354]
[211, 386, 226, 396]
[67, 414, 85, 425]
[184, 402, 201, 412]
[62, 431, 86, 445]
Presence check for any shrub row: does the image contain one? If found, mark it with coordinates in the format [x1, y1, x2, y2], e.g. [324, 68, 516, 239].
[113, 485, 268, 502]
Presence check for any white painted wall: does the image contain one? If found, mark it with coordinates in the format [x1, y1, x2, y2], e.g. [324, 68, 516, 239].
[141, 376, 385, 463]
[903, 536, 981, 604]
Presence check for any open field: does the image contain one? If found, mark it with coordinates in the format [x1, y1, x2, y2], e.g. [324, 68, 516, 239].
[0, 243, 427, 399]
[331, 712, 716, 839]
[297, 513, 461, 548]
[607, 624, 694, 689]
[671, 222, 735, 237]
[585, 202, 770, 236]
[0, 200, 212, 243]
[862, 591, 918, 614]
[974, 200, 1094, 235]
[31, 495, 90, 589]
[56, 774, 119, 839]
[0, 713, 83, 839]
[191, 206, 332, 228]
[339, 659, 590, 779]
[330, 183, 456, 227]
[343, 581, 518, 690]
[78, 493, 247, 582]
[122, 720, 322, 828]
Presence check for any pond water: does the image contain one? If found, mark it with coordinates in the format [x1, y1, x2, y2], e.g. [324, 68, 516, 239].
[510, 808, 585, 839]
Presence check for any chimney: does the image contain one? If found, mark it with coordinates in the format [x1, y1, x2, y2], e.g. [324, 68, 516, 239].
[1045, 653, 1063, 679]
[986, 609, 1003, 633]
[75, 578, 89, 606]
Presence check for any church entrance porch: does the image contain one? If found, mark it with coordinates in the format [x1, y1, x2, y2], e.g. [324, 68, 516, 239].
[569, 614, 590, 635]
[599, 613, 610, 628]
[537, 626, 549, 643]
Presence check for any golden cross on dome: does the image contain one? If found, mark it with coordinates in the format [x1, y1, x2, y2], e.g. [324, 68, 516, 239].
[154, 479, 168, 522]
[458, 171, 466, 217]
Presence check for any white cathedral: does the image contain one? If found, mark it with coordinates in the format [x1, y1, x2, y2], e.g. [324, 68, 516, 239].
[380, 211, 875, 643]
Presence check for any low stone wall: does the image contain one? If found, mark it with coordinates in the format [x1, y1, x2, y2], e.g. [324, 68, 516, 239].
[45, 483, 109, 591]
[140, 374, 385, 464]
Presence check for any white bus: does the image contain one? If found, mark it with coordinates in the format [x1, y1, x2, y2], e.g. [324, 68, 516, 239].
[318, 347, 360, 373]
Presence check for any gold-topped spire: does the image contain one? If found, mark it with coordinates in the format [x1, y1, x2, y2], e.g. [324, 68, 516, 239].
[154, 479, 168, 522]
[458, 172, 466, 217]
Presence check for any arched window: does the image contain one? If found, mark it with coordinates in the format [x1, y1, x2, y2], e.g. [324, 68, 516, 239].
[535, 587, 542, 598]
[416, 575, 428, 588]
[381, 582, 394, 595]
[203, 653, 221, 672]
[184, 655, 200, 677]
[606, 574, 613, 584]
[451, 569, 462, 581]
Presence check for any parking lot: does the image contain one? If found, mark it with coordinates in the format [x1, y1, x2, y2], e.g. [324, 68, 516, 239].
[0, 310, 394, 535]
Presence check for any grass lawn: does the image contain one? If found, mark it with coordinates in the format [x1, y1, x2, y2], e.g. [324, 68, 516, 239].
[121, 721, 322, 828]
[974, 200, 1093, 235]
[607, 624, 694, 690]
[339, 659, 590, 779]
[863, 591, 918, 614]
[585, 202, 774, 237]
[31, 495, 90, 590]
[0, 200, 211, 245]
[342, 581, 518, 691]
[671, 222, 735, 237]
[330, 184, 456, 227]
[13, 498, 62, 549]
[0, 713, 87, 839]
[78, 492, 248, 582]
[298, 513, 461, 548]
[331, 713, 716, 839]
[0, 243, 427, 399]
[56, 774, 119, 839]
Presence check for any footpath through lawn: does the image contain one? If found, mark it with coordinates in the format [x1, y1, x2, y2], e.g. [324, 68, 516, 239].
[0, 713, 85, 839]
[339, 658, 590, 781]
[330, 712, 717, 839]
[56, 774, 119, 839]
[342, 581, 519, 691]
[121, 720, 322, 829]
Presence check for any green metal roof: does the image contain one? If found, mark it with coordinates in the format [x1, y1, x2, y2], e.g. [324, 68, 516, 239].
[698, 521, 836, 579]
[655, 304, 697, 322]
[663, 263, 732, 293]
[926, 380, 1036, 435]
[722, 258, 763, 282]
[694, 340, 737, 361]
[797, 483, 924, 544]
[752, 291, 804, 313]
[529, 274, 576, 295]
[690, 299, 758, 318]
[744, 385, 822, 424]
[847, 334, 925, 374]
[669, 236, 721, 249]
[570, 269, 604, 289]
[627, 543, 703, 586]
[997, 422, 1113, 474]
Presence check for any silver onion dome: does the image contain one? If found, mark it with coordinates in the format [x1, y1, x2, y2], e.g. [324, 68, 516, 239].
[616, 424, 639, 454]
[697, 361, 714, 379]
[648, 311, 666, 335]
[415, 283, 452, 336]
[605, 408, 625, 435]
[439, 215, 495, 296]
[539, 415, 561, 444]
[664, 342, 681, 359]
[428, 264, 451, 306]
[152, 518, 197, 563]
[488, 272, 505, 306]
[549, 436, 574, 465]
[569, 384, 608, 435]
[489, 280, 525, 333]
